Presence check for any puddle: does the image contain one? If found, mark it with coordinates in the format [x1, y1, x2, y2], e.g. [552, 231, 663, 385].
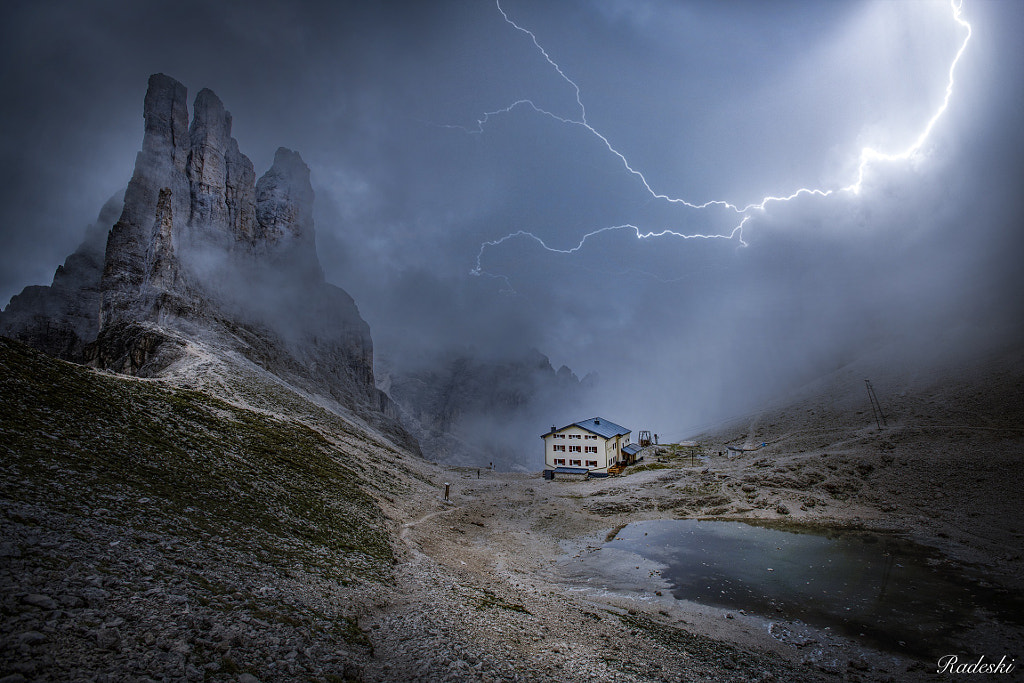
[577, 519, 1022, 657]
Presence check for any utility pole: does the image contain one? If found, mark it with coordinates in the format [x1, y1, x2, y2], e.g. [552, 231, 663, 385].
[864, 379, 887, 430]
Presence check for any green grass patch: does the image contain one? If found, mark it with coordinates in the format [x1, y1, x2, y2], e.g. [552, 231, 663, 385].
[0, 337, 393, 581]
[472, 588, 531, 615]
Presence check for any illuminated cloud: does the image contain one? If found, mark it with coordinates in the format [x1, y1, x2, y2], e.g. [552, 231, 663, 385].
[1, 0, 1020, 436]
[470, 0, 972, 289]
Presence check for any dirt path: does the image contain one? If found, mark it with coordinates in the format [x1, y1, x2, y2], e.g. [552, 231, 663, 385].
[399, 504, 459, 547]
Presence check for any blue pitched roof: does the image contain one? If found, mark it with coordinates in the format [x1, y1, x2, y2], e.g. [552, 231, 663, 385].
[622, 443, 641, 456]
[542, 417, 630, 439]
[576, 417, 630, 438]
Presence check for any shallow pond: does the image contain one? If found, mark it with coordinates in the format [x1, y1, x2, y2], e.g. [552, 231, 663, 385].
[589, 519, 1020, 657]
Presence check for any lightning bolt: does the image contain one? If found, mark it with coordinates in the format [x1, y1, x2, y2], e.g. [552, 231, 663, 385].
[469, 0, 972, 288]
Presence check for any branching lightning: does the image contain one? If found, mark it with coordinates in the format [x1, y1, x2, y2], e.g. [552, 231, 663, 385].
[469, 0, 972, 289]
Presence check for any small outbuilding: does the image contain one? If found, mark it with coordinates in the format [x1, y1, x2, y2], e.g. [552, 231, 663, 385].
[542, 466, 590, 481]
[622, 443, 642, 461]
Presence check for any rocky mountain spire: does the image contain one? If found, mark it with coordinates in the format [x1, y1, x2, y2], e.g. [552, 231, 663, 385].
[187, 87, 257, 247]
[87, 73, 332, 332]
[254, 147, 322, 279]
[100, 73, 191, 325]
[0, 74, 411, 448]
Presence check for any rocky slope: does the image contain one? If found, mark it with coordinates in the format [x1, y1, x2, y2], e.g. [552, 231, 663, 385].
[3, 332, 1021, 681]
[0, 336, 434, 682]
[0, 73, 407, 445]
[0, 337, 831, 682]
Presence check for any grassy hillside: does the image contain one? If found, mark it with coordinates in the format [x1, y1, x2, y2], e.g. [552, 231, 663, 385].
[0, 336, 392, 580]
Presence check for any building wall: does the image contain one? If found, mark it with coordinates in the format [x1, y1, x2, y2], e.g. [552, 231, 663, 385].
[544, 426, 611, 471]
[602, 432, 633, 465]
[604, 436, 614, 464]
[616, 432, 635, 463]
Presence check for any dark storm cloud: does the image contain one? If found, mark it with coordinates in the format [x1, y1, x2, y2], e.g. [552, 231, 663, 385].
[2, 0, 1022, 437]
[0, 0, 462, 295]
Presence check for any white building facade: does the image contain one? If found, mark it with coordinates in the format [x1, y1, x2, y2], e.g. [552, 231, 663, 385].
[541, 417, 634, 474]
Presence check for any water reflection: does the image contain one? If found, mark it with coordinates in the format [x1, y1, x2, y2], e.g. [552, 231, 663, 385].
[602, 519, 1015, 657]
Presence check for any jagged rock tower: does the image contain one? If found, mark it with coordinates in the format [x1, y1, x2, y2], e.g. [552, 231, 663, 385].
[1, 74, 407, 442]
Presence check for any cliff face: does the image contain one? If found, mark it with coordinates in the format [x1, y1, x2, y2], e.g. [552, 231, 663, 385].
[0, 74, 408, 445]
[95, 75, 327, 331]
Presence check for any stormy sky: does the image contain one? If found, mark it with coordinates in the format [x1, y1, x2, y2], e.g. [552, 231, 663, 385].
[2, 0, 1023, 437]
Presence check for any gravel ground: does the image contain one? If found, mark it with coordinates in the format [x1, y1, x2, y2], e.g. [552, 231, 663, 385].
[2, 342, 1022, 682]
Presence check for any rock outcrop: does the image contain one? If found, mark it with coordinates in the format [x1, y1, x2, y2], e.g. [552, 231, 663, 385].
[1, 74, 409, 446]
[0, 195, 122, 361]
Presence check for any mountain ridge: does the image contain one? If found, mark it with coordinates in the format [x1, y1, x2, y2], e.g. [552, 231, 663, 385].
[0, 73, 412, 449]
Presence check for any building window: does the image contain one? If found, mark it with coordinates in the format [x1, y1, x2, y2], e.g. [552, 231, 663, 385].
[570, 459, 582, 466]
[585, 460, 598, 467]
[554, 458, 565, 465]
[553, 445, 566, 452]
[569, 434, 581, 439]
[585, 435, 597, 440]
[569, 445, 582, 453]
[554, 433, 565, 439]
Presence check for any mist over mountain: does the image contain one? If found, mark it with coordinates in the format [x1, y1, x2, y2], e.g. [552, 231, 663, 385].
[1, 3, 1023, 676]
[380, 347, 596, 471]
[0, 74, 412, 446]
[0, 73, 599, 467]
[2, 2, 1023, 452]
